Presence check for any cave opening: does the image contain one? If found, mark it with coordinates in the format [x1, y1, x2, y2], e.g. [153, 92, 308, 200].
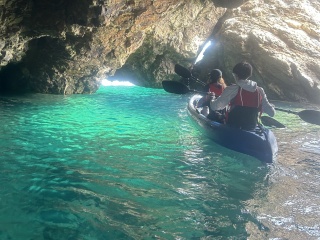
[195, 41, 212, 64]
[101, 79, 135, 87]
[0, 62, 30, 95]
[0, 36, 71, 95]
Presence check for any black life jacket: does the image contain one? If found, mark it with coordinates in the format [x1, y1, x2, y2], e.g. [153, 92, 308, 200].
[227, 87, 262, 130]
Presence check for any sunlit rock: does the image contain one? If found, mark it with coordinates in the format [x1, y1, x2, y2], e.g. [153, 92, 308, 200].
[199, 0, 320, 103]
[0, 0, 319, 103]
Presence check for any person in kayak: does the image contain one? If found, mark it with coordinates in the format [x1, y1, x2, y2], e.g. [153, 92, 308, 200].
[209, 61, 275, 130]
[197, 69, 227, 121]
[203, 69, 227, 94]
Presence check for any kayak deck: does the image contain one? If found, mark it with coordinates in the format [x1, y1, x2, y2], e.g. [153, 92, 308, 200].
[187, 94, 278, 163]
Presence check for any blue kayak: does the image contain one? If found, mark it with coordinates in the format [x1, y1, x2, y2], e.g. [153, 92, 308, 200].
[187, 94, 278, 163]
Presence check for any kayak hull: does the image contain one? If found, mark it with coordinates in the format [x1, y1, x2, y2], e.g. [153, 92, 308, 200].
[187, 94, 278, 163]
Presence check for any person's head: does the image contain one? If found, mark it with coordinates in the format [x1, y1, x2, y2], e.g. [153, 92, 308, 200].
[208, 69, 222, 83]
[232, 62, 252, 80]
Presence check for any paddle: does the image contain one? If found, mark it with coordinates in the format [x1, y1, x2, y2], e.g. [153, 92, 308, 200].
[162, 80, 204, 94]
[275, 107, 320, 126]
[162, 80, 289, 128]
[260, 116, 286, 128]
[172, 67, 320, 126]
[174, 64, 206, 86]
[174, 64, 191, 78]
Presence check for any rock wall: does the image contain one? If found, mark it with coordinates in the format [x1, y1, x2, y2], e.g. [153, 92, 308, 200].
[0, 0, 222, 94]
[0, 0, 319, 103]
[199, 0, 320, 103]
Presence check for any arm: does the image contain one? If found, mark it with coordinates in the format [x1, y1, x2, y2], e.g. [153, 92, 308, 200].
[259, 87, 275, 117]
[210, 85, 238, 110]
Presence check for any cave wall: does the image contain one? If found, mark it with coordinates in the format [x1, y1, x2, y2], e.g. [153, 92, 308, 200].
[0, 0, 225, 94]
[199, 0, 320, 103]
[0, 0, 319, 103]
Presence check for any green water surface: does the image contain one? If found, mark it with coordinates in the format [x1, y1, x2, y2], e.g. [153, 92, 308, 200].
[0, 86, 316, 239]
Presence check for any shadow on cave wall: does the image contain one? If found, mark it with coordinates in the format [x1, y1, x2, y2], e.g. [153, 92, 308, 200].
[0, 36, 70, 94]
[212, 0, 247, 8]
[0, 63, 30, 94]
[0, 0, 98, 95]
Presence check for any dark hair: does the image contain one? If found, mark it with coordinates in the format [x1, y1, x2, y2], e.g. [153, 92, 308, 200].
[232, 62, 252, 80]
[208, 69, 227, 89]
[209, 69, 222, 82]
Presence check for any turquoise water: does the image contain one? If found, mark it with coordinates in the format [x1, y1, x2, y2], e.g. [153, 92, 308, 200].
[0, 86, 319, 239]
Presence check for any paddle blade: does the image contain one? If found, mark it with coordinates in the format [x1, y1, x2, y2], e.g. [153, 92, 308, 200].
[298, 110, 320, 125]
[261, 116, 286, 128]
[162, 80, 190, 94]
[174, 64, 191, 78]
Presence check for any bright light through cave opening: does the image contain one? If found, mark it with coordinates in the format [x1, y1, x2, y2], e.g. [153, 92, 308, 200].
[195, 40, 212, 64]
[101, 79, 135, 86]
[100, 41, 212, 87]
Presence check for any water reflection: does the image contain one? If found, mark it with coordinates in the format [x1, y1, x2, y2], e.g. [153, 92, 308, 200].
[177, 125, 272, 238]
[246, 101, 320, 239]
[0, 92, 319, 239]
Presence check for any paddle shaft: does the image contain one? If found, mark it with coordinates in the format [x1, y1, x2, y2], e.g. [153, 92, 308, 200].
[163, 81, 320, 126]
[174, 64, 206, 86]
[275, 107, 320, 125]
[162, 80, 207, 95]
[275, 107, 298, 115]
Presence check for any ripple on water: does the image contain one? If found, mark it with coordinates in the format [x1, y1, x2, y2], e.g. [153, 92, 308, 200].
[247, 101, 320, 239]
[0, 91, 319, 239]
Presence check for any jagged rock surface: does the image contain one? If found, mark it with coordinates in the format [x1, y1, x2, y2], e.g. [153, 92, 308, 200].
[0, 0, 223, 94]
[199, 0, 320, 103]
[0, 0, 319, 104]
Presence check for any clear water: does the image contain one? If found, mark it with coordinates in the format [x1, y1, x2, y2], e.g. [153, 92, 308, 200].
[0, 86, 319, 240]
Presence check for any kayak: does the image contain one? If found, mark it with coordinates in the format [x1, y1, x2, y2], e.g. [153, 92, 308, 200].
[187, 94, 278, 163]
